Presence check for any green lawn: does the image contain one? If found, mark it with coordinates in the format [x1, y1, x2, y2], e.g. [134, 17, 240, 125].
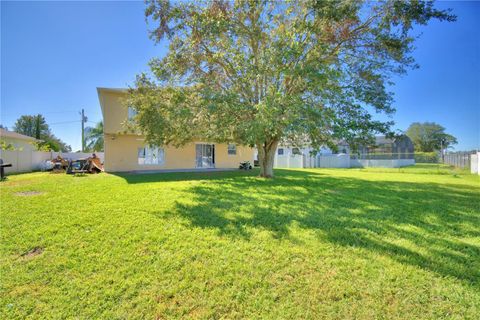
[1, 164, 479, 319]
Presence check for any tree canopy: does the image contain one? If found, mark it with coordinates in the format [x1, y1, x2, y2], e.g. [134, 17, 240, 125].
[406, 122, 457, 152]
[128, 0, 454, 177]
[13, 114, 72, 152]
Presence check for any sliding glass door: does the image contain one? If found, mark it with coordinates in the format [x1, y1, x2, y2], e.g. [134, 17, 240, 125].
[195, 144, 215, 168]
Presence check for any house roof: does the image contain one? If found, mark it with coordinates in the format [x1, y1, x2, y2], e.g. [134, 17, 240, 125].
[375, 135, 395, 145]
[97, 87, 127, 94]
[0, 128, 38, 141]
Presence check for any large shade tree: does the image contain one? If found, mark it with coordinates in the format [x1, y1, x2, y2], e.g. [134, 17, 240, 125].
[128, 0, 454, 177]
[406, 122, 457, 152]
[13, 114, 72, 152]
[13, 114, 49, 140]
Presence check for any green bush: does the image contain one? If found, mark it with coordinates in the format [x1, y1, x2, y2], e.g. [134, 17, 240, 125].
[414, 152, 439, 163]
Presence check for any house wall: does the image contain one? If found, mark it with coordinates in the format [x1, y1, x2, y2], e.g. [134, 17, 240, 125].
[99, 90, 129, 134]
[214, 143, 253, 168]
[0, 137, 36, 152]
[99, 89, 254, 172]
[104, 134, 254, 172]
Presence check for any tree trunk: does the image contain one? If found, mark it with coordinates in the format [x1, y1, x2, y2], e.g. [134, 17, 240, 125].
[257, 139, 279, 178]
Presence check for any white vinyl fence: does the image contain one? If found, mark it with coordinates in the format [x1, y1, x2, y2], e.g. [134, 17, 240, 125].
[0, 150, 104, 174]
[274, 153, 414, 169]
[471, 152, 480, 175]
[350, 159, 415, 168]
[274, 154, 304, 168]
[443, 151, 474, 169]
[315, 154, 350, 168]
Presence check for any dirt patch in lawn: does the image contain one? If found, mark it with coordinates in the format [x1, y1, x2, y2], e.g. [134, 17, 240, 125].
[20, 247, 44, 259]
[14, 191, 45, 196]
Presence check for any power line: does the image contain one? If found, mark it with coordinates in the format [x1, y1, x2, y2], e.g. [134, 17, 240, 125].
[38, 109, 79, 115]
[1, 109, 80, 117]
[1, 109, 103, 118]
[48, 119, 101, 126]
[49, 120, 80, 125]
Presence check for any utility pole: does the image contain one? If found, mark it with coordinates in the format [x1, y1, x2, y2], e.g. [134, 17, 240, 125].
[80, 109, 88, 152]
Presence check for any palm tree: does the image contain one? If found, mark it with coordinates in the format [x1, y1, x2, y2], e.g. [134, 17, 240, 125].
[85, 121, 104, 152]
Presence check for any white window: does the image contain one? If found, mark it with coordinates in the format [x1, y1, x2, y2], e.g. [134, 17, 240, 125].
[138, 146, 165, 165]
[292, 147, 302, 155]
[128, 106, 137, 120]
[278, 148, 284, 155]
[227, 144, 236, 155]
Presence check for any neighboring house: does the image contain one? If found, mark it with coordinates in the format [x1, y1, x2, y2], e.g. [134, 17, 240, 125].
[356, 135, 415, 159]
[97, 88, 254, 172]
[0, 128, 38, 151]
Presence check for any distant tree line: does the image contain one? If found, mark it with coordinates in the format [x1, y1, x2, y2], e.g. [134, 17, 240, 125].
[12, 114, 72, 152]
[406, 122, 457, 152]
[2, 115, 104, 153]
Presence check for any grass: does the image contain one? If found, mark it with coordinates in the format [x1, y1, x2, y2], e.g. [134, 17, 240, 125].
[0, 164, 479, 319]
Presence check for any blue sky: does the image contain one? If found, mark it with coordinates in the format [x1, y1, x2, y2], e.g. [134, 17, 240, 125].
[1, 1, 479, 151]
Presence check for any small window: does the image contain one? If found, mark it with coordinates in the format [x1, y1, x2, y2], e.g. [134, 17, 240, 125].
[227, 144, 236, 155]
[128, 106, 137, 120]
[292, 147, 301, 155]
[137, 147, 146, 160]
[278, 148, 284, 155]
[138, 146, 164, 165]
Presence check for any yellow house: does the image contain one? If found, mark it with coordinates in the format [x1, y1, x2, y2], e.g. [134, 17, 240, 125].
[0, 128, 38, 151]
[97, 88, 255, 172]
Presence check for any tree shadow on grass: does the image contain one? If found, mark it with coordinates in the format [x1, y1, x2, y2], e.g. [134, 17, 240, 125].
[160, 169, 480, 287]
[111, 169, 259, 184]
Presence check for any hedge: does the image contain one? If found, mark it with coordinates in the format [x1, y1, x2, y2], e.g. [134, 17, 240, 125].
[414, 152, 439, 163]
